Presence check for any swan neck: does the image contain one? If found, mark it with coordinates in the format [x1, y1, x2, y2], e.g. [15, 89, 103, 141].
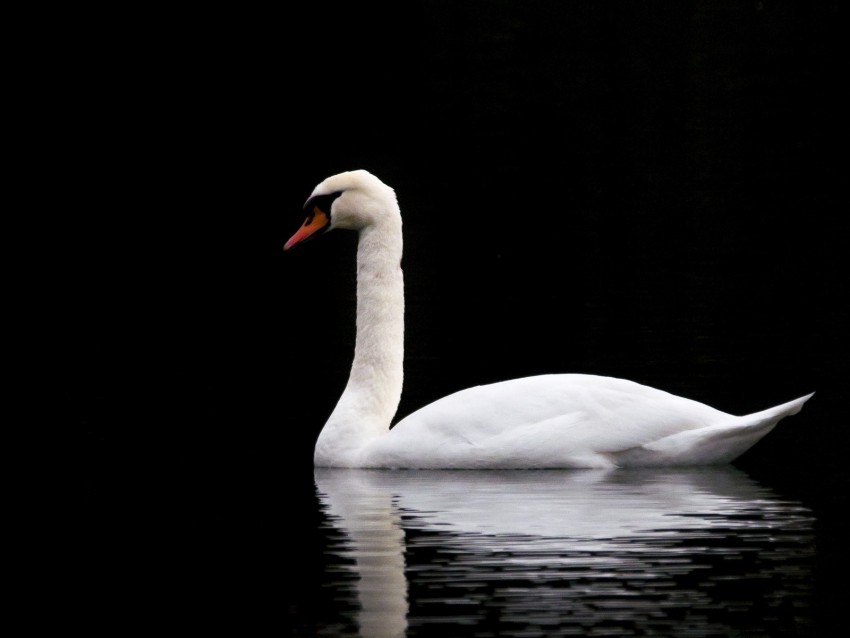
[315, 215, 404, 466]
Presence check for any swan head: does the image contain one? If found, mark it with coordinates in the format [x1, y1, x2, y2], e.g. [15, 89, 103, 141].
[284, 170, 398, 250]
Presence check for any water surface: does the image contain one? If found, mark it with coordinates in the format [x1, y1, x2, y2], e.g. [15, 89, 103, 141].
[312, 467, 815, 637]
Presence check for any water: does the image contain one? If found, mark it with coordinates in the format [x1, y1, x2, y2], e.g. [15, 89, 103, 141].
[296, 467, 817, 637]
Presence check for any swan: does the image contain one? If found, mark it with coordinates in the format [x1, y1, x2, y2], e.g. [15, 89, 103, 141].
[285, 169, 813, 469]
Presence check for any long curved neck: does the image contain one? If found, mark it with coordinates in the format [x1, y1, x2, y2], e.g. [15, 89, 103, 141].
[314, 214, 404, 466]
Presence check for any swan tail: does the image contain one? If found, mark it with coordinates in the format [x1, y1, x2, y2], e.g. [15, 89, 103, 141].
[612, 392, 815, 467]
[736, 392, 815, 425]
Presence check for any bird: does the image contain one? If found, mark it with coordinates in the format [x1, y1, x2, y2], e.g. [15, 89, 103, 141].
[285, 169, 813, 469]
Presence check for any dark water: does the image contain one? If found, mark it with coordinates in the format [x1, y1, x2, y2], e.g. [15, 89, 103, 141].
[55, 2, 845, 636]
[295, 467, 817, 637]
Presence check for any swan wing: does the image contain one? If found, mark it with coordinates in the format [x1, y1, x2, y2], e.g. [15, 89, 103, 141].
[361, 374, 736, 468]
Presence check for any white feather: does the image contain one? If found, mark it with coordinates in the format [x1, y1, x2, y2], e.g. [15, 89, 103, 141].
[288, 170, 813, 469]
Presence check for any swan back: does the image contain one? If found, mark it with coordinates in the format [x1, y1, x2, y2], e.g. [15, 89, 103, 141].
[358, 375, 812, 469]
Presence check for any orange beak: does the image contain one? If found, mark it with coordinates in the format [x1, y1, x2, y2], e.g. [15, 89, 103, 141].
[284, 208, 330, 250]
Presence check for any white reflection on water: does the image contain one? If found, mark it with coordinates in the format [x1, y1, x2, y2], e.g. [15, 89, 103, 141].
[315, 467, 815, 637]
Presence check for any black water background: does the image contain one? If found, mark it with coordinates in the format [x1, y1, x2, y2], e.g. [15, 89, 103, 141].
[307, 468, 819, 637]
[49, 2, 847, 634]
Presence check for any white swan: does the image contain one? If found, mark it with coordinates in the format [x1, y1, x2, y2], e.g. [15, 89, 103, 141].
[285, 169, 813, 469]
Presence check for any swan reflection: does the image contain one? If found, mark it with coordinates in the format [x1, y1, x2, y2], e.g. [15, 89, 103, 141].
[315, 467, 815, 636]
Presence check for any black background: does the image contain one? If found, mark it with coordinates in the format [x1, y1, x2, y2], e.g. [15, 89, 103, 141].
[51, 1, 845, 632]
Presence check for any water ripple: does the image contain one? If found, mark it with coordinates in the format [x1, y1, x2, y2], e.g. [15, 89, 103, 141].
[316, 467, 815, 637]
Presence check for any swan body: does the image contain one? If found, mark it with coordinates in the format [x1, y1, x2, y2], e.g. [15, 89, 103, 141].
[285, 170, 812, 469]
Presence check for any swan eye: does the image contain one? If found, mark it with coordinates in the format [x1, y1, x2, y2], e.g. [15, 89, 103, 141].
[304, 191, 344, 220]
